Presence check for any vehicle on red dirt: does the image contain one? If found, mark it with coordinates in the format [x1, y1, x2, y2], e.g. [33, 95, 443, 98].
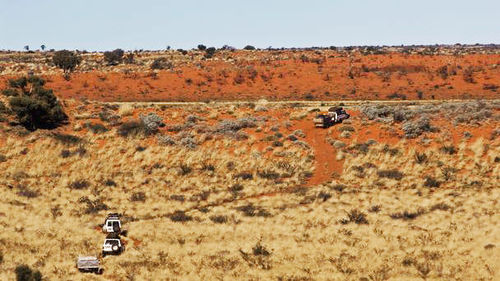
[313, 107, 350, 128]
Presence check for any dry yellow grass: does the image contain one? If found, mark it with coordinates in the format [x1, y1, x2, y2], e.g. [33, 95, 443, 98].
[0, 102, 498, 281]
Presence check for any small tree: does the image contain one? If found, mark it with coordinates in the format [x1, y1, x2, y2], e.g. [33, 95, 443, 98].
[103, 48, 124, 65]
[205, 47, 216, 58]
[24, 45, 29, 51]
[243, 45, 256, 50]
[40, 45, 46, 51]
[52, 50, 81, 73]
[5, 76, 67, 131]
[197, 44, 207, 51]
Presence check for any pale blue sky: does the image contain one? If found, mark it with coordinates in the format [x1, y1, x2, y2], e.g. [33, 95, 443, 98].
[0, 0, 498, 51]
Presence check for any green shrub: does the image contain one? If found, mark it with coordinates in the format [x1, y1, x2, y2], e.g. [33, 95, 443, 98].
[169, 210, 192, 222]
[6, 76, 67, 131]
[243, 45, 256, 50]
[52, 50, 81, 73]
[84, 122, 108, 134]
[130, 192, 146, 202]
[390, 208, 425, 220]
[204, 47, 216, 58]
[151, 57, 172, 70]
[440, 145, 457, 155]
[69, 180, 89, 190]
[51, 133, 82, 145]
[340, 209, 369, 224]
[103, 49, 124, 65]
[424, 176, 441, 188]
[236, 204, 271, 217]
[210, 215, 228, 224]
[15, 264, 42, 281]
[377, 169, 404, 180]
[118, 120, 146, 137]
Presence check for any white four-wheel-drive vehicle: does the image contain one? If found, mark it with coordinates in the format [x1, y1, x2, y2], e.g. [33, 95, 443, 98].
[76, 256, 103, 274]
[313, 107, 350, 128]
[102, 235, 125, 256]
[102, 213, 122, 233]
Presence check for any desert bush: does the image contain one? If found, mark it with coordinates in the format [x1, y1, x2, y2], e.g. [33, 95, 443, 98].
[197, 44, 207, 51]
[158, 135, 176, 145]
[392, 107, 415, 122]
[424, 176, 441, 188]
[52, 50, 81, 73]
[368, 205, 381, 213]
[234, 172, 253, 180]
[118, 120, 146, 137]
[16, 185, 39, 198]
[204, 47, 216, 58]
[450, 101, 492, 124]
[124, 53, 134, 64]
[179, 135, 198, 149]
[170, 194, 185, 202]
[69, 180, 90, 190]
[252, 242, 271, 256]
[104, 179, 116, 186]
[103, 49, 124, 65]
[387, 93, 407, 100]
[257, 170, 280, 180]
[0, 100, 8, 114]
[170, 210, 192, 222]
[338, 125, 355, 132]
[350, 143, 370, 154]
[78, 196, 108, 214]
[377, 169, 404, 180]
[229, 183, 244, 195]
[437, 65, 449, 79]
[210, 215, 228, 224]
[243, 45, 256, 50]
[15, 264, 42, 281]
[51, 133, 82, 145]
[178, 164, 192, 175]
[360, 105, 392, 120]
[317, 191, 332, 202]
[293, 129, 306, 138]
[330, 184, 346, 192]
[130, 192, 146, 202]
[440, 145, 457, 155]
[0, 154, 7, 162]
[414, 152, 428, 164]
[463, 67, 474, 83]
[430, 202, 451, 211]
[402, 116, 434, 138]
[6, 76, 67, 131]
[390, 208, 425, 220]
[151, 57, 173, 70]
[272, 140, 283, 147]
[236, 204, 271, 217]
[216, 117, 257, 134]
[84, 122, 108, 134]
[340, 209, 368, 224]
[140, 113, 163, 134]
[381, 144, 399, 156]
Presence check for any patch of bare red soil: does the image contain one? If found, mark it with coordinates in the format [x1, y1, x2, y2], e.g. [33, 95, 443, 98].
[2, 52, 498, 102]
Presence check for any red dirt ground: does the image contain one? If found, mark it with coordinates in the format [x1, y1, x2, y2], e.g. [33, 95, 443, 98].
[1, 52, 498, 102]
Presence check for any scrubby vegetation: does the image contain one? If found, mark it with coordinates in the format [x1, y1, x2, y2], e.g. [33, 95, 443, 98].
[52, 50, 81, 73]
[0, 100, 497, 281]
[2, 76, 67, 130]
[103, 49, 124, 65]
